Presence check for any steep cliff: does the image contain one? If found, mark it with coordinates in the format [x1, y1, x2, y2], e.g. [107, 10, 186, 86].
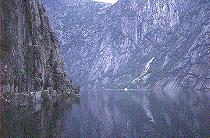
[1, 0, 78, 105]
[44, 0, 210, 91]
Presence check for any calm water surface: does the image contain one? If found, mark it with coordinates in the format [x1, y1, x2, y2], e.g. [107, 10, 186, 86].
[1, 89, 209, 138]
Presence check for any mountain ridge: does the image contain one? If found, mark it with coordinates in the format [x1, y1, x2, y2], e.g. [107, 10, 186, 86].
[44, 0, 210, 91]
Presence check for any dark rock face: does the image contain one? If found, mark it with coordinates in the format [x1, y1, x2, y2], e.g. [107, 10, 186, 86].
[2, 0, 77, 102]
[43, 0, 210, 91]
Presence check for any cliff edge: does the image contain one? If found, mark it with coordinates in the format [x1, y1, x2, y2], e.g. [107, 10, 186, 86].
[1, 0, 78, 105]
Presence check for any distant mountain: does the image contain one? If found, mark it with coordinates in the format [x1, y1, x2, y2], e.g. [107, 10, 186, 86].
[43, 0, 210, 91]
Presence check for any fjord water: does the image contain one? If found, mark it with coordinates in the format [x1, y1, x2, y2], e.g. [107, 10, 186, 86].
[2, 89, 209, 138]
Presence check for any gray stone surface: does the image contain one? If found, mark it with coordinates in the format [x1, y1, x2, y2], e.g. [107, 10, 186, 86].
[44, 0, 210, 91]
[2, 0, 78, 105]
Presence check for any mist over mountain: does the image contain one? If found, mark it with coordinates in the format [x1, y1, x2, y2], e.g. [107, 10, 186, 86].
[43, 0, 210, 91]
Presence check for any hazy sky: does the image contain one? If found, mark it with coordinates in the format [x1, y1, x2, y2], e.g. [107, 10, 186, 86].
[93, 0, 118, 4]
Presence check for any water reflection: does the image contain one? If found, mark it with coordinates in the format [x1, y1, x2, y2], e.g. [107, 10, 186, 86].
[1, 89, 209, 138]
[63, 89, 209, 138]
[1, 96, 79, 138]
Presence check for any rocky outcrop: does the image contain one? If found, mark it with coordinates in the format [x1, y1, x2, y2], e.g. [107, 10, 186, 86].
[1, 0, 78, 105]
[44, 0, 210, 91]
[43, 0, 111, 86]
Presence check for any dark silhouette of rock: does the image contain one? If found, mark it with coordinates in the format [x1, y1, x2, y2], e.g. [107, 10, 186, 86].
[1, 0, 79, 105]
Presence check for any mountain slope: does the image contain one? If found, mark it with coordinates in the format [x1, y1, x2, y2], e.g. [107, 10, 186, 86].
[44, 0, 210, 91]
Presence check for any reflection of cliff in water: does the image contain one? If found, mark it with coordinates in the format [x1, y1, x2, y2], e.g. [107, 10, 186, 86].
[1, 96, 80, 137]
[0, 89, 209, 137]
[67, 89, 209, 138]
